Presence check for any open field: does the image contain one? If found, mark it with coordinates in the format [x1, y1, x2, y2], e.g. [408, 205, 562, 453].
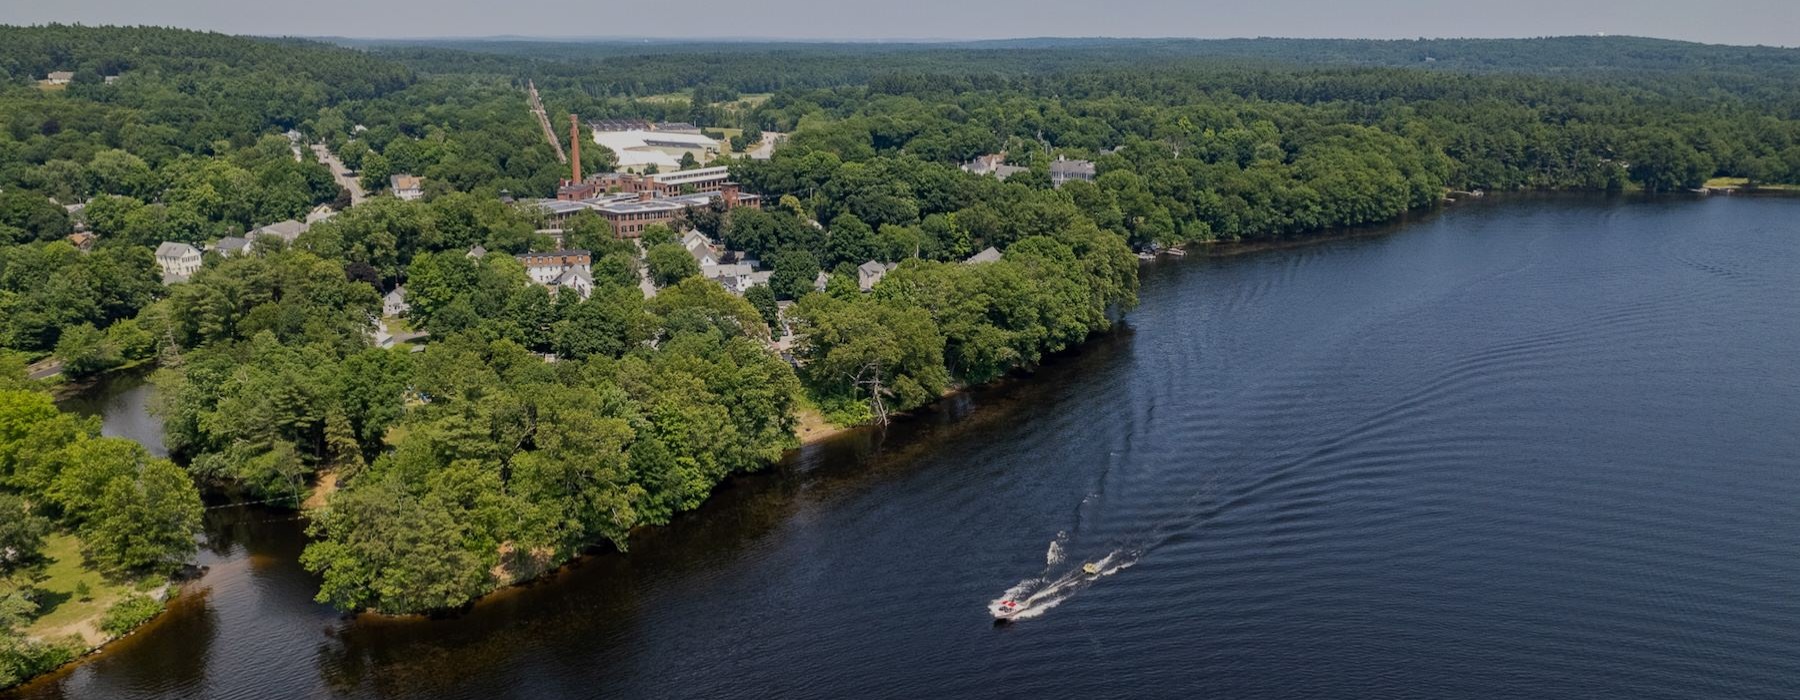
[24, 533, 158, 646]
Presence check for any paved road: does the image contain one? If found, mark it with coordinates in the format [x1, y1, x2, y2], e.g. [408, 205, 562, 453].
[747, 132, 786, 160]
[311, 143, 366, 206]
[25, 359, 61, 381]
[635, 240, 657, 299]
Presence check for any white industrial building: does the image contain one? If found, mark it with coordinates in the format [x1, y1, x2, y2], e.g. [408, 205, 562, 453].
[592, 128, 720, 172]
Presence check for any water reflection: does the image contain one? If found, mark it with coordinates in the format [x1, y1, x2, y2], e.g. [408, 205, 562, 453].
[54, 369, 166, 457]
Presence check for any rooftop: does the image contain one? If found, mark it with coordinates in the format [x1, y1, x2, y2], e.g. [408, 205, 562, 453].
[650, 166, 732, 185]
[253, 219, 307, 242]
[156, 241, 199, 258]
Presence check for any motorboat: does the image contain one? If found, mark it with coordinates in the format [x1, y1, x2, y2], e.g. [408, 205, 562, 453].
[1082, 562, 1101, 576]
[993, 598, 1027, 621]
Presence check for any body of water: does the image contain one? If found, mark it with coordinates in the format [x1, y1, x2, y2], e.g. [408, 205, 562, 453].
[14, 195, 1800, 699]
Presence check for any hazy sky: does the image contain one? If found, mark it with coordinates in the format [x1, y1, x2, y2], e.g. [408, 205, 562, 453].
[5, 0, 1797, 46]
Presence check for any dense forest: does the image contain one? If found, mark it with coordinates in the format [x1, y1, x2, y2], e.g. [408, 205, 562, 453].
[3, 25, 1800, 643]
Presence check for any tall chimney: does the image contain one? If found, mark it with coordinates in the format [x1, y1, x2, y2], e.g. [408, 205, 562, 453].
[570, 114, 581, 184]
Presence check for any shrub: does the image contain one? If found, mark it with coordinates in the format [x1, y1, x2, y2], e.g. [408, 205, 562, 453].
[98, 594, 163, 637]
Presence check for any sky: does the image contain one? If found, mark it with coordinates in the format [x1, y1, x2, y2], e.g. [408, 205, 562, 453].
[3, 0, 1797, 47]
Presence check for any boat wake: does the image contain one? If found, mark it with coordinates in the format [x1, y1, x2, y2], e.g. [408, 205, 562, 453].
[989, 537, 1140, 621]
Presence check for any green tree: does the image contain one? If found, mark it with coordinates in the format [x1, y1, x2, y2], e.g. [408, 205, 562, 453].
[645, 243, 700, 286]
[791, 295, 948, 425]
[744, 284, 780, 331]
[302, 476, 494, 614]
[767, 249, 821, 301]
[0, 493, 49, 573]
[53, 323, 120, 379]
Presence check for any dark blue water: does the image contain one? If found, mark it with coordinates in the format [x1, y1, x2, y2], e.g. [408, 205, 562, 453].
[14, 195, 1800, 699]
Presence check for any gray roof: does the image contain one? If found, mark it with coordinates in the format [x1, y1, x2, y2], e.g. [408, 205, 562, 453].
[1049, 158, 1097, 176]
[536, 199, 590, 216]
[156, 241, 200, 259]
[703, 263, 754, 279]
[859, 260, 893, 275]
[253, 220, 307, 242]
[590, 118, 652, 132]
[216, 236, 253, 255]
[384, 287, 407, 303]
[554, 268, 592, 286]
[965, 247, 1003, 264]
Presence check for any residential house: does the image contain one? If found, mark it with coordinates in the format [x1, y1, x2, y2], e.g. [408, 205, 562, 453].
[390, 174, 424, 201]
[516, 250, 592, 286]
[466, 244, 487, 259]
[66, 232, 97, 252]
[814, 271, 831, 293]
[215, 236, 254, 257]
[1048, 156, 1097, 188]
[858, 260, 897, 292]
[305, 204, 337, 225]
[702, 263, 755, 293]
[155, 242, 203, 283]
[962, 153, 1027, 181]
[683, 231, 720, 267]
[103, 75, 120, 85]
[251, 219, 308, 246]
[551, 268, 594, 300]
[965, 247, 1003, 264]
[41, 71, 73, 86]
[383, 287, 410, 318]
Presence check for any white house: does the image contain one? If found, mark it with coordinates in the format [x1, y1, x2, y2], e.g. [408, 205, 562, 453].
[41, 71, 73, 86]
[814, 271, 831, 293]
[702, 263, 755, 294]
[517, 250, 592, 286]
[858, 260, 897, 292]
[383, 287, 409, 318]
[551, 268, 595, 300]
[683, 231, 720, 267]
[155, 242, 203, 283]
[1048, 156, 1098, 188]
[390, 174, 424, 201]
[962, 153, 1027, 181]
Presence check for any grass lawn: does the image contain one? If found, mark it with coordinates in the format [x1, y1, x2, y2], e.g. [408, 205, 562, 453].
[637, 91, 691, 104]
[24, 532, 157, 645]
[730, 93, 772, 109]
[1705, 176, 1800, 191]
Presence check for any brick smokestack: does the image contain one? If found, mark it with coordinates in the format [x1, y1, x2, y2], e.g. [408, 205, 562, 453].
[570, 114, 581, 184]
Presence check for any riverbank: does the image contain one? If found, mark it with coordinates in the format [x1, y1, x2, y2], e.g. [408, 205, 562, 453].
[5, 532, 184, 692]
